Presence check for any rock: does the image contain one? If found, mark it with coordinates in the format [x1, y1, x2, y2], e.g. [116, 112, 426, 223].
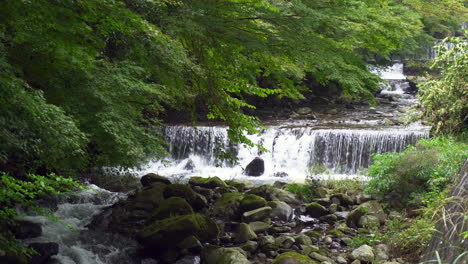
[305, 202, 328, 218]
[356, 194, 372, 204]
[329, 203, 338, 213]
[273, 252, 318, 264]
[273, 172, 289, 178]
[247, 185, 300, 205]
[341, 237, 352, 246]
[336, 256, 348, 264]
[193, 186, 216, 200]
[351, 260, 361, 264]
[358, 215, 380, 229]
[330, 193, 354, 207]
[259, 235, 276, 247]
[275, 235, 295, 249]
[140, 173, 171, 187]
[244, 157, 265, 176]
[346, 200, 386, 228]
[241, 240, 259, 253]
[323, 236, 333, 245]
[137, 214, 219, 250]
[334, 211, 349, 220]
[240, 194, 267, 212]
[225, 180, 249, 192]
[309, 252, 332, 262]
[327, 229, 345, 238]
[375, 244, 389, 261]
[28, 242, 59, 264]
[297, 107, 313, 115]
[183, 159, 196, 171]
[351, 244, 374, 262]
[175, 255, 200, 264]
[11, 220, 42, 239]
[303, 231, 321, 242]
[202, 247, 250, 264]
[320, 214, 338, 224]
[388, 211, 403, 220]
[213, 193, 244, 218]
[242, 206, 272, 222]
[178, 235, 202, 254]
[294, 234, 312, 247]
[268, 201, 293, 221]
[149, 197, 193, 221]
[235, 223, 257, 243]
[189, 176, 227, 189]
[315, 187, 329, 198]
[134, 182, 167, 207]
[249, 221, 271, 233]
[269, 226, 291, 233]
[164, 184, 207, 210]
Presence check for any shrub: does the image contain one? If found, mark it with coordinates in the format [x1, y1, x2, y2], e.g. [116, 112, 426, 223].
[365, 137, 468, 207]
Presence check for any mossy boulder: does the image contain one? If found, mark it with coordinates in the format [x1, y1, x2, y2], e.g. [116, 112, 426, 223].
[358, 215, 380, 229]
[202, 246, 250, 264]
[235, 223, 257, 243]
[330, 193, 354, 207]
[240, 194, 267, 212]
[163, 184, 207, 210]
[247, 185, 299, 205]
[140, 173, 171, 187]
[327, 229, 345, 238]
[346, 200, 386, 228]
[137, 213, 219, 250]
[213, 193, 244, 218]
[133, 182, 167, 207]
[225, 180, 252, 192]
[242, 206, 272, 222]
[248, 221, 271, 233]
[303, 231, 321, 242]
[189, 176, 227, 189]
[268, 201, 293, 221]
[273, 252, 319, 264]
[149, 197, 193, 221]
[305, 202, 328, 218]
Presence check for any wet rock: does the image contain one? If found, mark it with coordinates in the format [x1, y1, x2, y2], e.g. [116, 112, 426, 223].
[225, 180, 249, 192]
[213, 192, 244, 218]
[140, 173, 171, 187]
[28, 242, 59, 264]
[188, 176, 227, 189]
[320, 214, 338, 224]
[351, 260, 361, 264]
[202, 247, 250, 264]
[11, 220, 42, 239]
[275, 235, 295, 249]
[294, 234, 312, 247]
[356, 194, 372, 204]
[309, 252, 332, 263]
[358, 215, 380, 229]
[323, 236, 333, 245]
[334, 211, 349, 220]
[314, 198, 332, 207]
[269, 226, 291, 233]
[149, 197, 193, 221]
[247, 185, 299, 205]
[300, 245, 320, 255]
[329, 203, 338, 213]
[249, 221, 271, 233]
[268, 201, 293, 221]
[336, 256, 348, 264]
[273, 172, 289, 178]
[305, 202, 328, 218]
[327, 229, 345, 238]
[346, 200, 386, 228]
[175, 255, 200, 264]
[242, 206, 272, 222]
[137, 214, 219, 250]
[235, 223, 257, 243]
[315, 186, 329, 198]
[183, 159, 196, 171]
[273, 252, 318, 264]
[259, 235, 276, 246]
[240, 194, 267, 212]
[134, 182, 167, 207]
[330, 193, 354, 207]
[164, 184, 207, 210]
[241, 241, 259, 253]
[178, 236, 202, 254]
[351, 244, 374, 262]
[303, 231, 321, 242]
[244, 157, 265, 176]
[193, 186, 215, 200]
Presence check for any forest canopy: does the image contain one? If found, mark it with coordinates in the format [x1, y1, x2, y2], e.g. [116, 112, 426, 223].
[0, 0, 466, 175]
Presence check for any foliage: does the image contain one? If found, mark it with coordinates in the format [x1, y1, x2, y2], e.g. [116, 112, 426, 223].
[419, 35, 468, 135]
[285, 183, 315, 202]
[0, 172, 84, 259]
[365, 137, 468, 207]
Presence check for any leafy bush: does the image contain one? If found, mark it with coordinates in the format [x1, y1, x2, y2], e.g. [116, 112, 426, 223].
[0, 172, 83, 260]
[365, 137, 468, 207]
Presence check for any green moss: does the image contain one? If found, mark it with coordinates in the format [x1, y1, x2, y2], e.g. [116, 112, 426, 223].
[304, 231, 322, 242]
[272, 252, 319, 264]
[327, 229, 345, 238]
[189, 176, 227, 188]
[149, 197, 193, 221]
[213, 193, 244, 217]
[240, 194, 267, 212]
[305, 202, 328, 218]
[133, 182, 167, 207]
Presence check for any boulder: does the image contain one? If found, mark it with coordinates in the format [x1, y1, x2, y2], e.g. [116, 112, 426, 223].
[273, 252, 319, 264]
[358, 215, 380, 229]
[188, 176, 227, 189]
[240, 194, 267, 212]
[244, 157, 265, 176]
[149, 197, 193, 221]
[184, 159, 195, 171]
[247, 185, 299, 205]
[235, 223, 257, 243]
[202, 247, 250, 264]
[294, 234, 312, 247]
[309, 252, 332, 263]
[248, 221, 271, 233]
[134, 182, 167, 207]
[346, 200, 386, 228]
[140, 173, 171, 187]
[225, 180, 251, 192]
[213, 193, 244, 218]
[28, 242, 59, 264]
[178, 236, 202, 254]
[163, 184, 207, 210]
[268, 201, 293, 221]
[303, 231, 321, 242]
[330, 193, 354, 207]
[351, 244, 374, 262]
[275, 235, 295, 249]
[258, 235, 276, 247]
[305, 202, 328, 218]
[241, 241, 259, 253]
[242, 207, 272, 222]
[11, 220, 42, 239]
[137, 214, 219, 250]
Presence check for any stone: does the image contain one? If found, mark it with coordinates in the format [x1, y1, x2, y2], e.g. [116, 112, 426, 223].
[305, 202, 328, 218]
[259, 235, 276, 246]
[249, 221, 271, 233]
[309, 252, 332, 262]
[336, 256, 348, 264]
[240, 194, 267, 212]
[375, 244, 389, 261]
[163, 184, 207, 210]
[202, 247, 250, 264]
[241, 241, 259, 253]
[358, 215, 380, 229]
[346, 200, 386, 228]
[330, 193, 354, 207]
[341, 237, 352, 246]
[320, 214, 338, 224]
[275, 235, 295, 249]
[149, 197, 193, 221]
[188, 176, 227, 189]
[247, 185, 300, 205]
[303, 231, 321, 242]
[294, 234, 312, 247]
[183, 159, 196, 171]
[140, 173, 171, 187]
[351, 244, 374, 262]
[388, 211, 403, 220]
[213, 193, 244, 218]
[300, 245, 320, 255]
[351, 260, 361, 264]
[134, 182, 167, 207]
[137, 213, 219, 250]
[242, 206, 272, 222]
[329, 203, 338, 213]
[178, 235, 202, 253]
[175, 255, 200, 264]
[11, 220, 42, 239]
[356, 193, 372, 204]
[28, 242, 59, 264]
[244, 157, 265, 176]
[327, 229, 345, 238]
[225, 180, 248, 192]
[269, 226, 291, 233]
[235, 223, 258, 243]
[315, 187, 329, 198]
[297, 107, 313, 115]
[323, 236, 333, 245]
[273, 252, 319, 264]
[268, 201, 293, 221]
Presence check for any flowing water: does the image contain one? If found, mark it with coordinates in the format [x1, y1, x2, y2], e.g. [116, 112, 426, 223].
[20, 62, 430, 263]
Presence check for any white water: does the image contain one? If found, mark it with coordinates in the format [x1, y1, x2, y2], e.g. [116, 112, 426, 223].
[370, 62, 406, 80]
